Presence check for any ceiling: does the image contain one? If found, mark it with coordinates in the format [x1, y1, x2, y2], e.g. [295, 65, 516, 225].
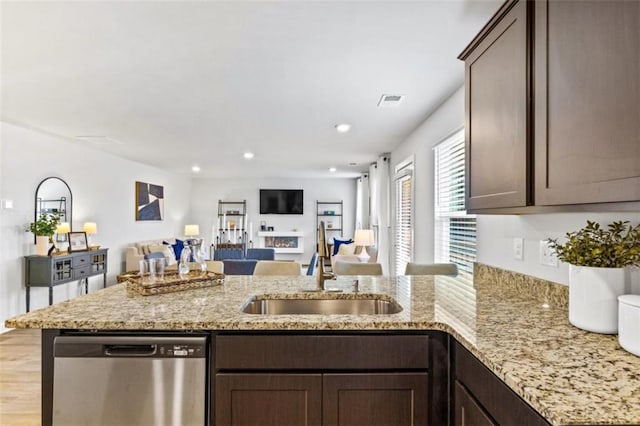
[1, 0, 500, 179]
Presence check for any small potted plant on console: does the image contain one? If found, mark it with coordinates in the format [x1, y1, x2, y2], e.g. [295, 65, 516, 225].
[548, 220, 640, 334]
[28, 213, 61, 256]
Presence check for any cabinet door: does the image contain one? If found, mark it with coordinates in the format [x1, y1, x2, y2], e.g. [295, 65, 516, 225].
[534, 0, 640, 205]
[323, 373, 428, 426]
[454, 381, 496, 426]
[463, 0, 530, 210]
[215, 373, 321, 426]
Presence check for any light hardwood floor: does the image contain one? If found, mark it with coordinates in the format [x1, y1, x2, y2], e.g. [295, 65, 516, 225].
[0, 329, 41, 426]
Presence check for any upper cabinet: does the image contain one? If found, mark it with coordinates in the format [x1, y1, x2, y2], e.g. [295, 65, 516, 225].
[534, 0, 640, 205]
[460, 0, 640, 212]
[459, 0, 530, 210]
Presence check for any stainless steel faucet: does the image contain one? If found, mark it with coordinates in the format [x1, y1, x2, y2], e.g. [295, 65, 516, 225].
[314, 221, 337, 292]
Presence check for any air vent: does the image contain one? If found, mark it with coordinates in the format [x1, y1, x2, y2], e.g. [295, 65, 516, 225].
[377, 94, 405, 108]
[75, 136, 123, 145]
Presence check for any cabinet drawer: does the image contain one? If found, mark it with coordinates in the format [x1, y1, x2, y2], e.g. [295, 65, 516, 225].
[72, 255, 90, 267]
[216, 335, 429, 370]
[72, 266, 91, 279]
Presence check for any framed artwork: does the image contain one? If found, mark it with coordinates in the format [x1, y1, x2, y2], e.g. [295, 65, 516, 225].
[68, 232, 88, 252]
[135, 181, 164, 221]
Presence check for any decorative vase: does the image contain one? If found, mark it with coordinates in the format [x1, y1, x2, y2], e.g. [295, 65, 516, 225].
[569, 265, 629, 334]
[35, 235, 50, 256]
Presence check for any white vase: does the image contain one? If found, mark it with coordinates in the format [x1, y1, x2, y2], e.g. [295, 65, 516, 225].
[569, 265, 629, 334]
[35, 235, 50, 256]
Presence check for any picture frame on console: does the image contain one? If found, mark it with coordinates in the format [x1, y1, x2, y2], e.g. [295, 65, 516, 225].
[68, 232, 88, 252]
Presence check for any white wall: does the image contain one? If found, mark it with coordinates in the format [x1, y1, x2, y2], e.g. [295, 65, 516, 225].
[0, 122, 192, 330]
[390, 87, 466, 270]
[390, 86, 640, 285]
[189, 177, 357, 262]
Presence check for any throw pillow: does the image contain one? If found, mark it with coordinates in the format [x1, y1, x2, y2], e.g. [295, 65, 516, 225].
[148, 244, 177, 266]
[337, 242, 356, 256]
[171, 239, 185, 261]
[332, 238, 353, 256]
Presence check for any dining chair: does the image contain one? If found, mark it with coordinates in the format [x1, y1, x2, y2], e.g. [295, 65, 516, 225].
[333, 261, 383, 276]
[253, 261, 301, 276]
[404, 262, 458, 276]
[306, 253, 318, 276]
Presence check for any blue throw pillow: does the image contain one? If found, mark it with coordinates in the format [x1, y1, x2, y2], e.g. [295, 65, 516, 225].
[171, 239, 185, 261]
[332, 238, 353, 256]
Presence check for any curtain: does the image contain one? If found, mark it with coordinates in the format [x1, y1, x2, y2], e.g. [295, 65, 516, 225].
[370, 155, 390, 275]
[355, 173, 370, 230]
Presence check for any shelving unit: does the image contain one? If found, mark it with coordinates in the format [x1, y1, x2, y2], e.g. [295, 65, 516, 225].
[316, 200, 343, 247]
[213, 200, 247, 257]
[37, 197, 67, 222]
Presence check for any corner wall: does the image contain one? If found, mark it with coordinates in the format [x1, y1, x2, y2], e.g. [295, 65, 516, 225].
[0, 122, 192, 330]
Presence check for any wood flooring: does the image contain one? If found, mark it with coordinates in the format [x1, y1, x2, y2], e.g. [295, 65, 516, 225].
[0, 329, 41, 426]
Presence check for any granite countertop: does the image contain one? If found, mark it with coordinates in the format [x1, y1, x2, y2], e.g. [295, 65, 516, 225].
[5, 265, 640, 425]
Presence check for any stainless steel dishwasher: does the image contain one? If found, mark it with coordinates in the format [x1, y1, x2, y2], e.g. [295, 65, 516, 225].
[52, 335, 207, 426]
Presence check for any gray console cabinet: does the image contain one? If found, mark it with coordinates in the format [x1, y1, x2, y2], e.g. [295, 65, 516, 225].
[24, 248, 108, 311]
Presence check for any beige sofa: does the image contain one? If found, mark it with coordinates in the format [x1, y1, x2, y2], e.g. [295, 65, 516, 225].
[125, 238, 178, 272]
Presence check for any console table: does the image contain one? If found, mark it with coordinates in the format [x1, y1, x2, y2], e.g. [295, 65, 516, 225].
[24, 248, 108, 312]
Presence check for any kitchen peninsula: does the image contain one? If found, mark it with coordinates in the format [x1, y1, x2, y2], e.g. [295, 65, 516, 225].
[6, 264, 640, 426]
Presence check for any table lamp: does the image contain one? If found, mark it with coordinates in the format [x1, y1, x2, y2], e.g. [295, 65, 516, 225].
[185, 224, 200, 238]
[83, 222, 97, 248]
[354, 229, 375, 262]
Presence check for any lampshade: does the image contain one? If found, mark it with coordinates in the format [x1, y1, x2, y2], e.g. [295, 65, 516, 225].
[354, 229, 374, 246]
[184, 224, 200, 236]
[56, 222, 71, 234]
[83, 222, 97, 235]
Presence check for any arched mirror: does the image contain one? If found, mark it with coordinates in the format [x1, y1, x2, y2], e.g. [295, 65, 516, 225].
[34, 177, 73, 242]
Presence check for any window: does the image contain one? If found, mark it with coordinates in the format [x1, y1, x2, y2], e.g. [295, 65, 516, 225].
[394, 159, 413, 275]
[434, 129, 476, 276]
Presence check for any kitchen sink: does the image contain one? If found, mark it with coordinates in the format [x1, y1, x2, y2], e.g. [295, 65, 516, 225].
[240, 295, 403, 315]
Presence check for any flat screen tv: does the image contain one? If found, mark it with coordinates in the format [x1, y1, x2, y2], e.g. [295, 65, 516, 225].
[260, 189, 303, 214]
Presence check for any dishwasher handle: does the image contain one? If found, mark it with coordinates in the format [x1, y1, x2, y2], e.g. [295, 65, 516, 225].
[104, 344, 157, 357]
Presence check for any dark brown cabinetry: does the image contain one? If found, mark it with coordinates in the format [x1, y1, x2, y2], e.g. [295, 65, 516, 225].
[213, 333, 438, 426]
[454, 342, 549, 426]
[460, 0, 531, 210]
[460, 0, 640, 212]
[534, 0, 640, 205]
[323, 373, 428, 426]
[454, 381, 496, 426]
[215, 373, 322, 426]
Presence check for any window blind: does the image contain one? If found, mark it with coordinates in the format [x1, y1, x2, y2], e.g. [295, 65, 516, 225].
[434, 129, 476, 276]
[395, 172, 413, 275]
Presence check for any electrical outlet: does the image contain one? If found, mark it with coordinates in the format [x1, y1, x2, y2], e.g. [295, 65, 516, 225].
[539, 240, 558, 267]
[513, 237, 524, 260]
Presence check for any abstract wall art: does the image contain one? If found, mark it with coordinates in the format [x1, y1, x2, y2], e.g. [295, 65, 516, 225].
[135, 181, 164, 221]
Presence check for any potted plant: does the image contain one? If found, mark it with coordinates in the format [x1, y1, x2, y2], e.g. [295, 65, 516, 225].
[28, 213, 61, 256]
[548, 220, 640, 334]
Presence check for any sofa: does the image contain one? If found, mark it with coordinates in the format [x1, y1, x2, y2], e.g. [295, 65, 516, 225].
[125, 238, 202, 272]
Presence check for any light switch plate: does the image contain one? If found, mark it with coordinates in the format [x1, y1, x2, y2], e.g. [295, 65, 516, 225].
[539, 240, 558, 267]
[0, 199, 14, 209]
[513, 237, 524, 260]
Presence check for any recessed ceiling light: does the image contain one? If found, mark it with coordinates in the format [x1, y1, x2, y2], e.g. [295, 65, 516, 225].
[192, 165, 201, 172]
[329, 167, 337, 172]
[243, 152, 255, 159]
[335, 123, 351, 133]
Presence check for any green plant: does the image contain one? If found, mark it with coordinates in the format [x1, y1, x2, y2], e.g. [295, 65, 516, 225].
[28, 213, 61, 237]
[548, 220, 640, 268]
